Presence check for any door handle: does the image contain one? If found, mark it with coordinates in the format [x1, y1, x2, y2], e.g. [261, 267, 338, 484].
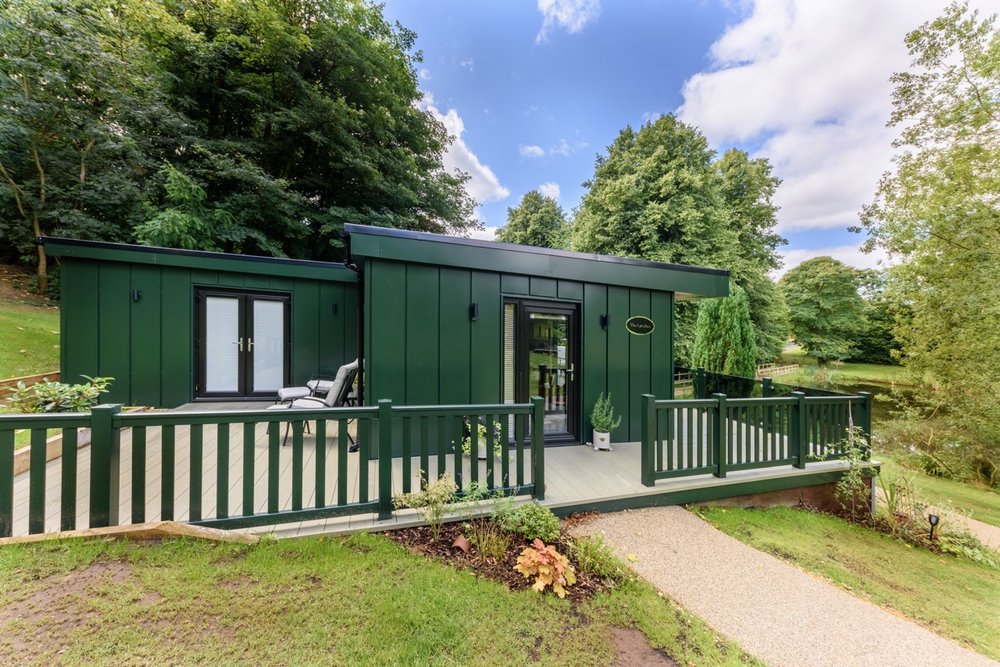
[567, 364, 575, 381]
[247, 338, 254, 352]
[237, 337, 243, 352]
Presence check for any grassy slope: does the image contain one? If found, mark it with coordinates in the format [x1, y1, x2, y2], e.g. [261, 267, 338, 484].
[878, 454, 1000, 529]
[0, 533, 759, 666]
[0, 266, 59, 380]
[697, 506, 1000, 661]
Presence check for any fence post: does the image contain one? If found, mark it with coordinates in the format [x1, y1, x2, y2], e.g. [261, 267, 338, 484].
[792, 391, 807, 469]
[377, 399, 393, 519]
[762, 377, 773, 433]
[89, 404, 122, 528]
[696, 367, 706, 399]
[713, 393, 727, 478]
[761, 377, 773, 398]
[640, 394, 656, 487]
[531, 396, 545, 500]
[858, 392, 873, 461]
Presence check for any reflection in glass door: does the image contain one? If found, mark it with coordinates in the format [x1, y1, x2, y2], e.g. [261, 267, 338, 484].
[504, 300, 579, 442]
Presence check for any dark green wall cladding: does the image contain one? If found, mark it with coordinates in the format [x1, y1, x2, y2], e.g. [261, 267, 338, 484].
[60, 257, 357, 408]
[364, 258, 673, 441]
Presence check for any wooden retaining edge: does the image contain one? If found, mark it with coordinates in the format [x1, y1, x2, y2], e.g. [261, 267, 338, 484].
[0, 521, 260, 547]
[0, 371, 60, 400]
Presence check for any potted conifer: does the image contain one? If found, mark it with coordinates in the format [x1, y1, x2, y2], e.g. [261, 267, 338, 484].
[590, 392, 621, 451]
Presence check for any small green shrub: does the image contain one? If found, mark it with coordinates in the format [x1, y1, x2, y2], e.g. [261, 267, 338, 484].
[590, 392, 621, 433]
[938, 531, 999, 569]
[9, 376, 113, 413]
[571, 534, 633, 585]
[393, 474, 458, 540]
[498, 502, 560, 542]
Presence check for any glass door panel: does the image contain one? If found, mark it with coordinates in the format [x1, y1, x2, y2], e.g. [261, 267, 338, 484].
[250, 299, 286, 393]
[204, 296, 241, 394]
[528, 311, 571, 434]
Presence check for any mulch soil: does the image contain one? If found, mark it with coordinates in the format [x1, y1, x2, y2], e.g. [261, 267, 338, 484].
[383, 516, 608, 603]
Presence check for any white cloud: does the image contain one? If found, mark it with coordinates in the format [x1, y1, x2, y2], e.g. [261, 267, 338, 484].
[550, 139, 572, 156]
[677, 0, 981, 234]
[460, 57, 475, 72]
[418, 93, 509, 204]
[418, 68, 431, 81]
[536, 0, 601, 43]
[520, 144, 546, 158]
[518, 139, 576, 158]
[775, 244, 890, 278]
[469, 225, 499, 241]
[538, 182, 561, 199]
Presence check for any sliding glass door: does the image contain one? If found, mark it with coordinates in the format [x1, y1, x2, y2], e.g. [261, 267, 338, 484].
[197, 290, 289, 399]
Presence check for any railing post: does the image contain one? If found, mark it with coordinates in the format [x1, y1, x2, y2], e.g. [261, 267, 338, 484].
[531, 396, 545, 500]
[89, 404, 122, 528]
[858, 392, 873, 461]
[762, 377, 773, 432]
[792, 391, 807, 469]
[641, 394, 656, 487]
[377, 399, 393, 520]
[713, 393, 727, 478]
[696, 367, 707, 399]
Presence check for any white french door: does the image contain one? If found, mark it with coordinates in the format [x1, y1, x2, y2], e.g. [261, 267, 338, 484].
[197, 290, 289, 398]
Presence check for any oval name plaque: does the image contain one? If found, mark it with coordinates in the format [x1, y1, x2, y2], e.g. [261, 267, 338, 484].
[625, 316, 655, 336]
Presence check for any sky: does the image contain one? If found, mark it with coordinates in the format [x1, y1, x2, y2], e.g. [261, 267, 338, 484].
[381, 0, 988, 275]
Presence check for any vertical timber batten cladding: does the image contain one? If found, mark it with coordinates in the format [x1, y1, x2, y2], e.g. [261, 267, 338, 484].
[346, 224, 729, 443]
[41, 238, 358, 408]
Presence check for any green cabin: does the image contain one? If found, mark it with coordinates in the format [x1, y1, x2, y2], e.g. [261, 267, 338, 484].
[43, 224, 728, 444]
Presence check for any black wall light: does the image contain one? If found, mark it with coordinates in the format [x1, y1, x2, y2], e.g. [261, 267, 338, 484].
[130, 289, 142, 303]
[332, 303, 339, 315]
[600, 314, 609, 330]
[469, 302, 479, 321]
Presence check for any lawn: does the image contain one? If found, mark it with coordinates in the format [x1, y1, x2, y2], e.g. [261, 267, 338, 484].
[0, 533, 758, 666]
[877, 454, 1000, 529]
[778, 345, 911, 387]
[697, 506, 1000, 661]
[0, 296, 59, 380]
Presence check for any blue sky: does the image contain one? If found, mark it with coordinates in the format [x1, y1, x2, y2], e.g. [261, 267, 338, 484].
[381, 0, 977, 274]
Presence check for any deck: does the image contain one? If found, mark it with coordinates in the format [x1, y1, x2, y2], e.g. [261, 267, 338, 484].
[8, 402, 852, 539]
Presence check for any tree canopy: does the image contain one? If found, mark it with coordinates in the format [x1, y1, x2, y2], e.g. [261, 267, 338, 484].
[0, 0, 476, 290]
[859, 1, 999, 480]
[573, 115, 787, 365]
[779, 257, 864, 364]
[496, 190, 568, 248]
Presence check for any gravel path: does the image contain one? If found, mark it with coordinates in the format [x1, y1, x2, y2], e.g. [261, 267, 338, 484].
[581, 507, 997, 667]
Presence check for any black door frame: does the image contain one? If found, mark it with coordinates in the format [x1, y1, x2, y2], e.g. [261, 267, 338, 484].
[505, 298, 580, 444]
[195, 288, 291, 400]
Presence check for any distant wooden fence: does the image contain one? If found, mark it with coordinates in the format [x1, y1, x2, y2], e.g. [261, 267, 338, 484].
[0, 372, 60, 402]
[755, 363, 799, 378]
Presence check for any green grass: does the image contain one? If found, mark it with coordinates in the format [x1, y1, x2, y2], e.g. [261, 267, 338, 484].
[779, 345, 911, 387]
[0, 299, 59, 379]
[0, 533, 758, 666]
[877, 454, 1000, 529]
[697, 506, 1000, 661]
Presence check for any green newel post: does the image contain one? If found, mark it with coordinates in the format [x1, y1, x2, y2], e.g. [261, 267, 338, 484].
[531, 396, 545, 500]
[713, 394, 727, 478]
[695, 367, 707, 399]
[762, 377, 773, 432]
[858, 392, 873, 461]
[378, 399, 393, 519]
[89, 404, 122, 528]
[641, 394, 656, 487]
[792, 391, 807, 469]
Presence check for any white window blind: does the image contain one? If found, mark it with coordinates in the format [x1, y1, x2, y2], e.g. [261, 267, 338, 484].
[205, 296, 240, 393]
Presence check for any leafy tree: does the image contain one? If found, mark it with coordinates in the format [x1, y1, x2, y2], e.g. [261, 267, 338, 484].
[779, 257, 864, 364]
[690, 285, 757, 378]
[743, 273, 790, 364]
[0, 0, 166, 291]
[848, 270, 901, 365]
[859, 2, 999, 480]
[497, 190, 568, 248]
[134, 164, 235, 251]
[572, 117, 786, 363]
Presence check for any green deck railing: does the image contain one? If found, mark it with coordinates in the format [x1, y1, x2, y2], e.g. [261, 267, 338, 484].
[640, 391, 872, 486]
[0, 397, 545, 537]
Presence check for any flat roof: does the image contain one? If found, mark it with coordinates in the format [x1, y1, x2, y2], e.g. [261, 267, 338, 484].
[345, 224, 729, 298]
[40, 237, 357, 283]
